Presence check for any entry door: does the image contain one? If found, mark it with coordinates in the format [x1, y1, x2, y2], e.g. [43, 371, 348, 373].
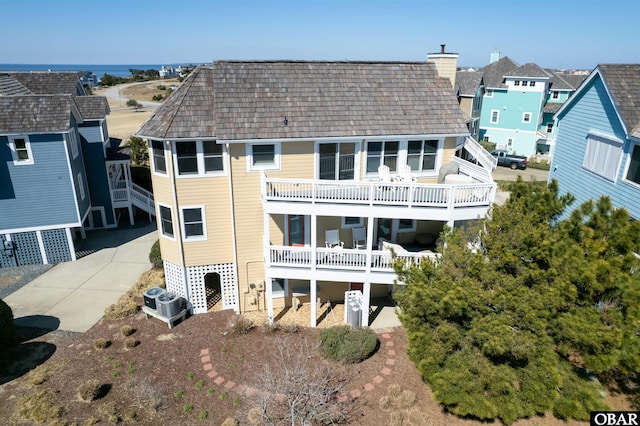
[376, 218, 392, 243]
[286, 215, 310, 245]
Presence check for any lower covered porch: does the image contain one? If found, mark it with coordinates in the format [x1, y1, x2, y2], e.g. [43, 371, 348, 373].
[262, 279, 401, 329]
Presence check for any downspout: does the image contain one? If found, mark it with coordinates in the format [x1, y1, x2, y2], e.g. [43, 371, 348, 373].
[168, 141, 191, 308]
[226, 143, 241, 313]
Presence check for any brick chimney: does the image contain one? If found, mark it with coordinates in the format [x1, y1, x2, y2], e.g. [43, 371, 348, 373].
[426, 44, 458, 89]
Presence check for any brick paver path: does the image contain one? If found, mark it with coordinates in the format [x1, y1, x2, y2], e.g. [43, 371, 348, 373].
[198, 330, 398, 400]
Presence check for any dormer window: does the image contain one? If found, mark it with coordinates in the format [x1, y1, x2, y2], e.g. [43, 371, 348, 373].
[9, 136, 34, 165]
[514, 80, 520, 86]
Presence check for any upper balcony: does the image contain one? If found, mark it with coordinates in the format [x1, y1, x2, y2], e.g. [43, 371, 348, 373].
[261, 157, 496, 222]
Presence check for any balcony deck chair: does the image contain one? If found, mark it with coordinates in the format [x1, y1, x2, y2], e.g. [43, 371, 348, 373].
[398, 164, 416, 182]
[352, 227, 366, 249]
[377, 164, 391, 182]
[325, 229, 344, 248]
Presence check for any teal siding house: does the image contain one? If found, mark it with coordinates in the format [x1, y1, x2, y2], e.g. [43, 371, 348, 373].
[0, 72, 152, 268]
[549, 64, 640, 220]
[478, 53, 584, 157]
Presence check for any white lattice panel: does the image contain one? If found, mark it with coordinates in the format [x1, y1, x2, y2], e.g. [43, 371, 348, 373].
[185, 263, 238, 314]
[163, 261, 185, 297]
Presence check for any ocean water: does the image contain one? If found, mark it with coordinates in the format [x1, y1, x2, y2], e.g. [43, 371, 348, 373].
[0, 63, 186, 78]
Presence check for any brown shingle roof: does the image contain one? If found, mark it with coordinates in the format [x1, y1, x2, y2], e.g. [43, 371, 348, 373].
[137, 66, 215, 139]
[73, 96, 110, 120]
[455, 70, 483, 97]
[0, 95, 73, 133]
[0, 73, 32, 96]
[9, 72, 86, 96]
[137, 61, 469, 140]
[479, 56, 520, 89]
[598, 64, 640, 138]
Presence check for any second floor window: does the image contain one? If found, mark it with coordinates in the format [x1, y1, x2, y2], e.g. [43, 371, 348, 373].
[203, 141, 223, 173]
[552, 91, 559, 99]
[248, 143, 280, 171]
[491, 110, 500, 124]
[151, 140, 167, 174]
[407, 140, 438, 172]
[182, 207, 205, 240]
[176, 141, 198, 175]
[546, 123, 554, 133]
[319, 142, 355, 180]
[175, 140, 225, 176]
[366, 141, 398, 173]
[159, 205, 174, 238]
[523, 113, 532, 123]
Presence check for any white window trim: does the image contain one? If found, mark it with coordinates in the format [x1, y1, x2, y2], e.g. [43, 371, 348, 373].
[77, 173, 85, 200]
[315, 141, 360, 181]
[341, 216, 364, 229]
[8, 135, 34, 165]
[522, 112, 532, 123]
[150, 140, 167, 176]
[485, 89, 493, 97]
[546, 123, 554, 133]
[246, 142, 281, 172]
[582, 132, 624, 182]
[180, 205, 207, 242]
[552, 91, 559, 99]
[490, 110, 500, 124]
[622, 141, 640, 189]
[364, 138, 442, 178]
[69, 131, 79, 159]
[174, 140, 226, 178]
[157, 203, 176, 240]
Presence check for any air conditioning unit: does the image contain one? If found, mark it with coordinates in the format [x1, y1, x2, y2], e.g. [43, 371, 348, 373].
[157, 292, 182, 318]
[143, 287, 166, 311]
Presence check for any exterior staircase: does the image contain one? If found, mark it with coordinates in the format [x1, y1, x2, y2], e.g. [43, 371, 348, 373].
[464, 136, 498, 171]
[130, 183, 155, 216]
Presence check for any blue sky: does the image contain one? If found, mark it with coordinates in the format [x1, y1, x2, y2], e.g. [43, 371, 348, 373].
[1, 0, 638, 69]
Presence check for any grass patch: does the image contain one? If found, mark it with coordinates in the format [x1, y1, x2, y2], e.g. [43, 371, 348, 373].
[124, 337, 138, 348]
[17, 389, 64, 423]
[175, 390, 184, 399]
[183, 403, 193, 413]
[93, 338, 109, 350]
[199, 410, 208, 420]
[120, 325, 135, 337]
[195, 379, 205, 389]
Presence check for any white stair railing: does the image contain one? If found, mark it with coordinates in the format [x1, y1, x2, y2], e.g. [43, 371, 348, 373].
[464, 136, 498, 171]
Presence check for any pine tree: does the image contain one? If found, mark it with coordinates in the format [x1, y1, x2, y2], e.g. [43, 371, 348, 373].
[394, 178, 639, 423]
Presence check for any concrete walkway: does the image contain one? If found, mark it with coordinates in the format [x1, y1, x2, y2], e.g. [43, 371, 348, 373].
[4, 223, 157, 333]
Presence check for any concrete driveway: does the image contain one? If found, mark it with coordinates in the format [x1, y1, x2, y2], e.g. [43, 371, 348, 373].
[4, 223, 157, 333]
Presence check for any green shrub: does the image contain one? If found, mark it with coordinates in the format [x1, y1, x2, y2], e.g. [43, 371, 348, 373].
[0, 298, 15, 350]
[149, 240, 162, 268]
[152, 94, 164, 101]
[318, 325, 378, 364]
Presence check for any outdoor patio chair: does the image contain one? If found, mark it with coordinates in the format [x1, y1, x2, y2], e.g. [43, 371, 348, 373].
[398, 164, 416, 182]
[325, 229, 344, 248]
[377, 164, 391, 182]
[352, 227, 366, 249]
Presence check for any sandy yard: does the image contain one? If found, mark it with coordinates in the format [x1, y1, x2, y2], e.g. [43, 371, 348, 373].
[92, 79, 180, 142]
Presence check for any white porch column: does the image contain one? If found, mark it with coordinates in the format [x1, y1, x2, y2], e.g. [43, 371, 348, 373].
[310, 213, 318, 327]
[125, 165, 135, 225]
[65, 228, 77, 261]
[264, 212, 274, 324]
[310, 278, 317, 328]
[362, 216, 375, 326]
[35, 230, 48, 264]
[362, 281, 371, 327]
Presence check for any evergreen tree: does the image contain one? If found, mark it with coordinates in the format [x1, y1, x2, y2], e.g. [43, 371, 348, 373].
[394, 178, 639, 424]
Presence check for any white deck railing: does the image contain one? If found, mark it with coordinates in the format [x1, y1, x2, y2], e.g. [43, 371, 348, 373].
[130, 183, 155, 215]
[268, 245, 438, 272]
[263, 177, 495, 209]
